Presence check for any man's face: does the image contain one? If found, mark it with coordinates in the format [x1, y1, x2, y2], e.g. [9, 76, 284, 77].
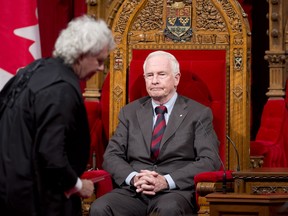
[144, 55, 180, 104]
[75, 46, 109, 80]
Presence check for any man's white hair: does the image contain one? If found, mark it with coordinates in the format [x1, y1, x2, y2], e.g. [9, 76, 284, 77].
[143, 51, 180, 75]
[53, 15, 115, 65]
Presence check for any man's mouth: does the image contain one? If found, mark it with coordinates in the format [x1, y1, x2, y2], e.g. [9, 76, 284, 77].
[150, 88, 162, 91]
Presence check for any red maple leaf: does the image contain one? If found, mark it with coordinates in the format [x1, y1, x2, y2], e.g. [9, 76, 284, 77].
[0, 0, 38, 75]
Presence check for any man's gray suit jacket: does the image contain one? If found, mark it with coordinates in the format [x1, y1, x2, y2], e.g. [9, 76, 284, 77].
[103, 95, 221, 202]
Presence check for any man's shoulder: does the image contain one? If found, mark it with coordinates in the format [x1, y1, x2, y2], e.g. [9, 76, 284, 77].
[124, 96, 151, 109]
[177, 94, 201, 105]
[178, 94, 210, 110]
[29, 58, 78, 93]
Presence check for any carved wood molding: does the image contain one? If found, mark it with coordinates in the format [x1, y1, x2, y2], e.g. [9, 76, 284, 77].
[252, 185, 288, 194]
[250, 156, 264, 169]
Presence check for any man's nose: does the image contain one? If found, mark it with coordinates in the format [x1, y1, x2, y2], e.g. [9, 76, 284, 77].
[151, 74, 159, 83]
[98, 64, 105, 71]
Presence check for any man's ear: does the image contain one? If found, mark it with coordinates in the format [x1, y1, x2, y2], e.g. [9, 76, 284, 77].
[174, 73, 181, 86]
[78, 54, 85, 60]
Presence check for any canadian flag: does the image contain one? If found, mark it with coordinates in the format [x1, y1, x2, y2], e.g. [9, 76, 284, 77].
[0, 0, 41, 90]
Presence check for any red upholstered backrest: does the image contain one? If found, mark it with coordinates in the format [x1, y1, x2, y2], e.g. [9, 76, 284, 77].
[100, 74, 110, 142]
[255, 99, 286, 143]
[285, 80, 288, 159]
[129, 49, 227, 165]
[84, 100, 105, 169]
[285, 79, 288, 109]
[251, 99, 288, 167]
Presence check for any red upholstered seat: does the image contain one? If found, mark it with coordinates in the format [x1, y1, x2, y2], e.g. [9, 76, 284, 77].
[250, 99, 288, 167]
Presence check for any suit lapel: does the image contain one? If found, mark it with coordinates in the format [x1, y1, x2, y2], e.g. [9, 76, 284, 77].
[136, 99, 154, 149]
[161, 96, 188, 146]
[136, 96, 188, 154]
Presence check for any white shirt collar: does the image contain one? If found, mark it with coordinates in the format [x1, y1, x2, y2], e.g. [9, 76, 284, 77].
[152, 92, 178, 116]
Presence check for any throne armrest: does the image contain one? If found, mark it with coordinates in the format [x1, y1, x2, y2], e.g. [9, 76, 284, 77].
[194, 170, 234, 215]
[81, 169, 113, 198]
[81, 169, 113, 215]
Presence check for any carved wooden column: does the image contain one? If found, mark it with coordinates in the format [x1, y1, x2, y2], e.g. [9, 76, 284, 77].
[84, 0, 109, 100]
[265, 0, 288, 98]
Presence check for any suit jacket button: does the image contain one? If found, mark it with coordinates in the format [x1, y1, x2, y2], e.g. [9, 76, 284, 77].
[153, 165, 157, 170]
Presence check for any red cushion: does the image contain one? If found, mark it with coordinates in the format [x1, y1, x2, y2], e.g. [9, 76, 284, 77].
[255, 100, 286, 142]
[250, 140, 286, 167]
[194, 170, 233, 208]
[194, 170, 233, 184]
[250, 99, 288, 167]
[85, 100, 105, 169]
[81, 170, 113, 198]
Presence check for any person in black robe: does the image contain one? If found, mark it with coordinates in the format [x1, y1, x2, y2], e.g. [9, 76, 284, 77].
[0, 15, 115, 216]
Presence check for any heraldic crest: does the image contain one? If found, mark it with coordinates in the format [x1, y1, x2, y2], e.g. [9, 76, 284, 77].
[164, 0, 193, 42]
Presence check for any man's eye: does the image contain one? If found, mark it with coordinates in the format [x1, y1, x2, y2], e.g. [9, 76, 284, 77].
[98, 59, 105, 65]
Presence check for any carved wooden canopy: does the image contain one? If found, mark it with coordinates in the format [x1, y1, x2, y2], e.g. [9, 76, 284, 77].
[87, 0, 251, 171]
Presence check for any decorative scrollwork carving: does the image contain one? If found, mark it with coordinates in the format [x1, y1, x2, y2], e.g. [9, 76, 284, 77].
[250, 156, 264, 168]
[113, 85, 123, 102]
[217, 0, 242, 32]
[234, 33, 243, 45]
[128, 31, 164, 44]
[264, 53, 287, 65]
[252, 186, 277, 194]
[271, 0, 279, 5]
[252, 186, 288, 194]
[114, 49, 123, 70]
[196, 0, 226, 32]
[114, 0, 141, 33]
[86, 0, 97, 6]
[234, 48, 243, 71]
[233, 85, 243, 101]
[283, 187, 288, 193]
[131, 0, 163, 32]
[167, 0, 192, 5]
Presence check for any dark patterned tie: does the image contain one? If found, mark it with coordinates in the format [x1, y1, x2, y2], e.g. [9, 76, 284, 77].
[151, 105, 167, 160]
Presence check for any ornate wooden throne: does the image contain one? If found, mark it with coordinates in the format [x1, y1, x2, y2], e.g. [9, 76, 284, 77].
[85, 0, 251, 214]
